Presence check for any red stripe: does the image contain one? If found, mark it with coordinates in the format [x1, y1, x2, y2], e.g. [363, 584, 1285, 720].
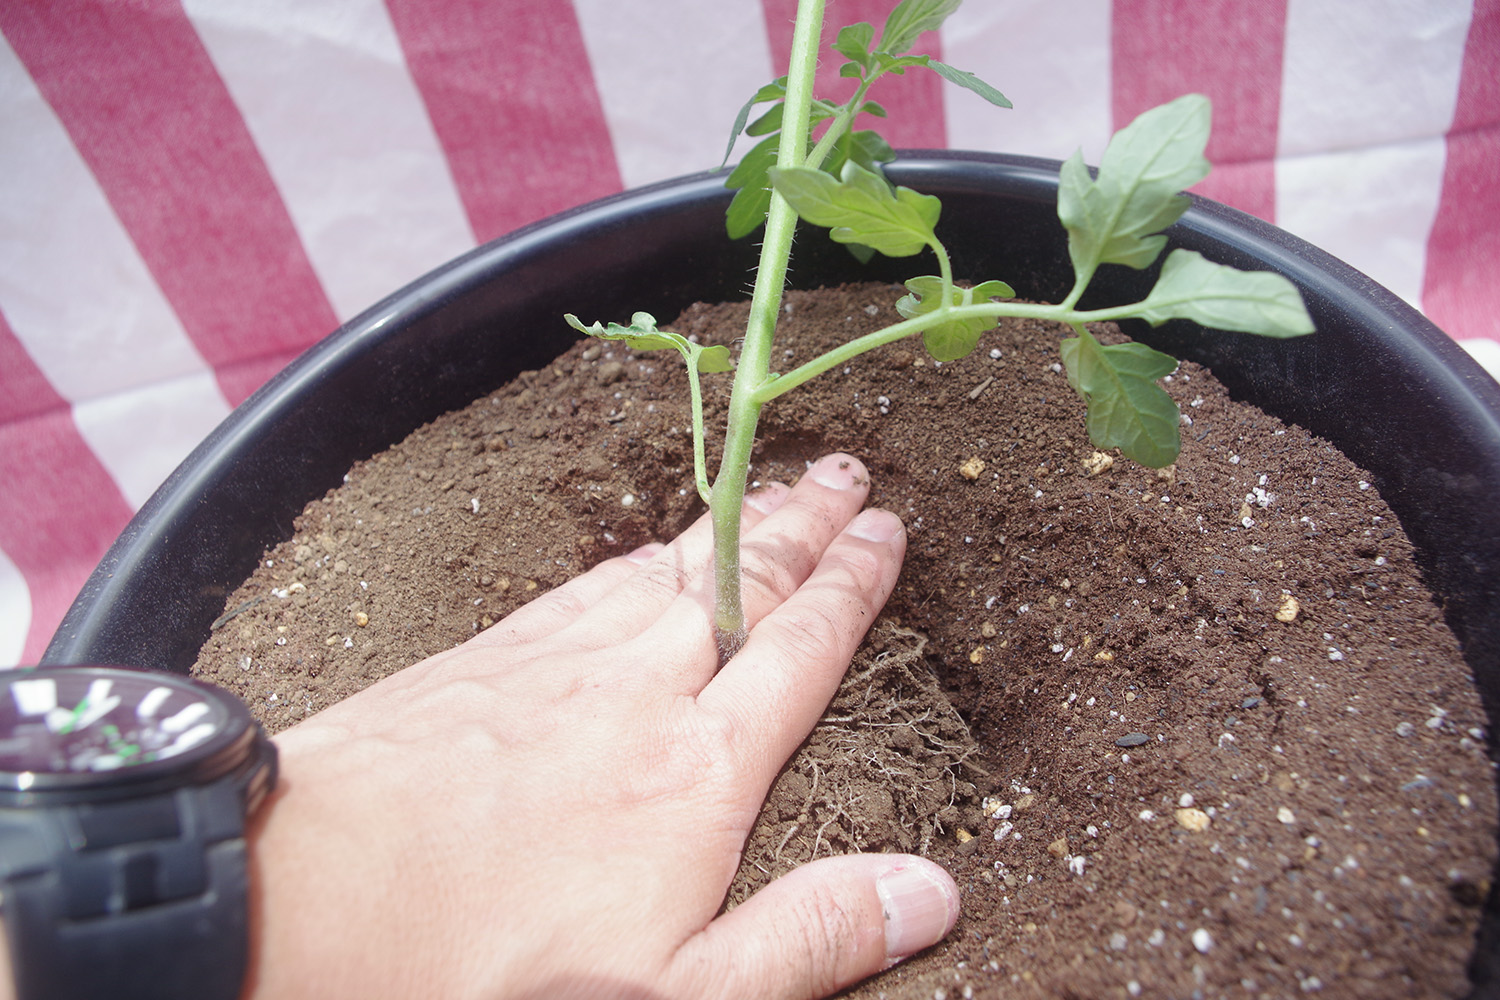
[216, 348, 307, 411]
[0, 308, 66, 429]
[1111, 0, 1286, 222]
[0, 313, 135, 664]
[0, 0, 339, 408]
[1423, 0, 1500, 345]
[761, 0, 947, 150]
[386, 0, 623, 244]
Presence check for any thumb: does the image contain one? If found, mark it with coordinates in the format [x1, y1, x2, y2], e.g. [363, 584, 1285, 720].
[667, 855, 960, 1000]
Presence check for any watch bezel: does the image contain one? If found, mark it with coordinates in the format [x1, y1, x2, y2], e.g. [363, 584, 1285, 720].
[0, 665, 260, 806]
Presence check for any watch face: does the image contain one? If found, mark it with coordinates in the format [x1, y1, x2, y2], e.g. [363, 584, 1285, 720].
[0, 667, 237, 792]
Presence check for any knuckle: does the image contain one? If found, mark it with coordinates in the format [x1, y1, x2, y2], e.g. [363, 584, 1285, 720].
[770, 589, 867, 657]
[829, 540, 884, 592]
[738, 538, 806, 603]
[631, 557, 691, 599]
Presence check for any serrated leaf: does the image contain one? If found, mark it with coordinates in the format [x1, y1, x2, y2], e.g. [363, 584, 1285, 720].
[769, 161, 939, 257]
[896, 277, 1016, 361]
[833, 22, 876, 70]
[564, 313, 732, 373]
[1059, 94, 1211, 277]
[878, 0, 962, 55]
[565, 311, 672, 350]
[929, 60, 1012, 108]
[1133, 250, 1315, 337]
[721, 77, 787, 167]
[1059, 330, 1181, 468]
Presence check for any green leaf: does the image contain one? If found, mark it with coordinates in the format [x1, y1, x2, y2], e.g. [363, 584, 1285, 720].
[724, 135, 779, 238]
[1133, 250, 1316, 337]
[721, 77, 786, 167]
[564, 313, 732, 373]
[896, 277, 1016, 361]
[809, 99, 841, 125]
[1059, 329, 1181, 467]
[878, 0, 962, 55]
[833, 22, 876, 71]
[564, 311, 673, 350]
[693, 345, 734, 373]
[768, 161, 940, 257]
[825, 129, 896, 180]
[873, 52, 933, 75]
[727, 125, 890, 240]
[1059, 93, 1212, 277]
[929, 60, 1012, 108]
[726, 184, 774, 240]
[745, 102, 783, 137]
[724, 134, 778, 189]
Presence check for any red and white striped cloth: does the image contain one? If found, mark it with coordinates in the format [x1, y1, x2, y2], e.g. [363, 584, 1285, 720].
[2, 0, 1496, 666]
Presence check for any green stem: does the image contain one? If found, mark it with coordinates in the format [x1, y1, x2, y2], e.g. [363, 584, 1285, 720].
[685, 361, 713, 505]
[750, 298, 1091, 403]
[802, 75, 876, 171]
[933, 239, 955, 301]
[708, 0, 825, 659]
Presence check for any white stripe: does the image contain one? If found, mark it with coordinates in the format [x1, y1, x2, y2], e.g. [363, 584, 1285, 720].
[182, 0, 476, 322]
[1278, 0, 1472, 156]
[1459, 339, 1500, 383]
[1277, 0, 1472, 308]
[942, 0, 1113, 164]
[0, 31, 231, 508]
[1276, 139, 1449, 308]
[72, 370, 233, 509]
[0, 546, 29, 668]
[574, 0, 775, 189]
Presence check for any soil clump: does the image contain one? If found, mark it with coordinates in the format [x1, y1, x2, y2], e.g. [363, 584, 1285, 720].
[194, 282, 1496, 998]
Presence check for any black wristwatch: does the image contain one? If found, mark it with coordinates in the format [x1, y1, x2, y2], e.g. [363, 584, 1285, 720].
[0, 665, 277, 1000]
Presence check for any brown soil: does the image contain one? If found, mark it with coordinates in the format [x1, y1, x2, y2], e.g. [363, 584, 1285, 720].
[194, 282, 1496, 999]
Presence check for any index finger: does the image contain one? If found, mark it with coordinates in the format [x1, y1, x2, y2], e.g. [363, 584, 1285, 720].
[697, 506, 907, 781]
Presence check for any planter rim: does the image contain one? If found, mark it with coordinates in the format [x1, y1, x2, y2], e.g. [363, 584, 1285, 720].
[45, 149, 1500, 662]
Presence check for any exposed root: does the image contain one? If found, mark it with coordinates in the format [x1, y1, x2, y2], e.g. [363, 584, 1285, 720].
[725, 622, 984, 906]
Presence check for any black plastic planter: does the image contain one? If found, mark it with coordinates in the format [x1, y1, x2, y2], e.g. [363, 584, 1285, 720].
[42, 153, 1500, 992]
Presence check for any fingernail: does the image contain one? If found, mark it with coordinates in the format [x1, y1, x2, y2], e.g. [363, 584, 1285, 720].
[846, 510, 903, 543]
[809, 454, 865, 490]
[623, 543, 663, 564]
[877, 864, 959, 960]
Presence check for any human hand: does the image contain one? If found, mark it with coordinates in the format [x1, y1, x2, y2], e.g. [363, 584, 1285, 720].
[243, 452, 960, 1000]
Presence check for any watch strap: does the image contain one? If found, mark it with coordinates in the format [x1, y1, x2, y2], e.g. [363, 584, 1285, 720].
[1, 780, 257, 1000]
